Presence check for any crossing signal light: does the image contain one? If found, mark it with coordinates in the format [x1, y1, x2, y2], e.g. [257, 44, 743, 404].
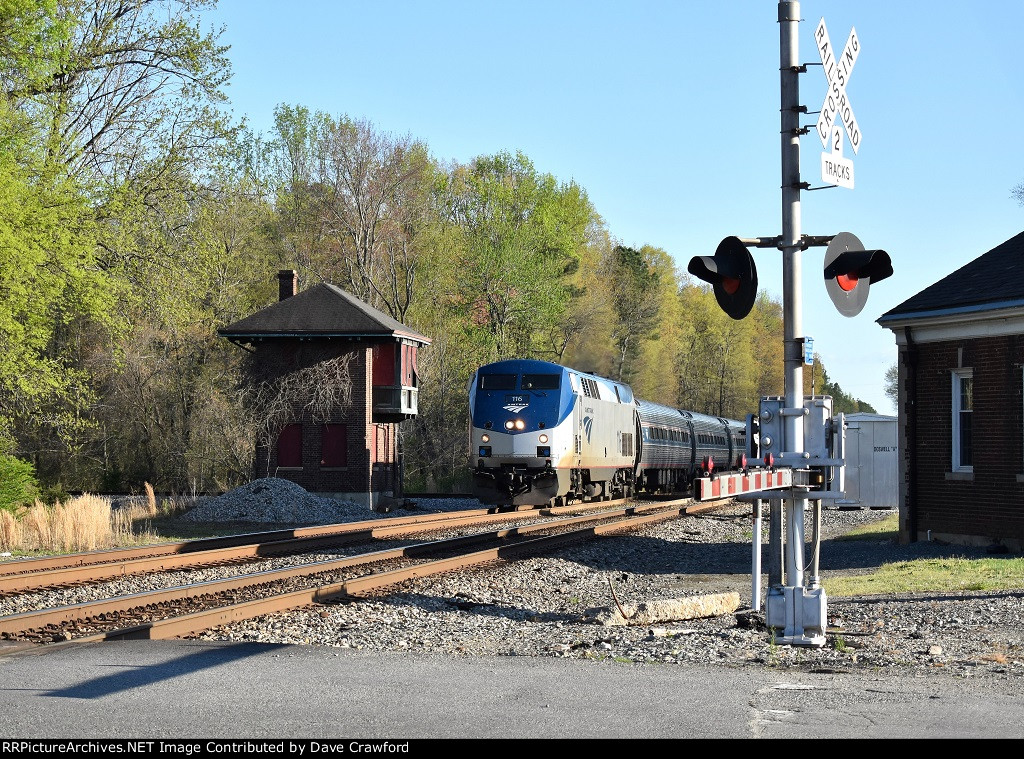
[823, 232, 893, 317]
[688, 236, 758, 320]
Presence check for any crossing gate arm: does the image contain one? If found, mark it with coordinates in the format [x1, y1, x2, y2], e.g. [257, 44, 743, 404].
[693, 468, 794, 501]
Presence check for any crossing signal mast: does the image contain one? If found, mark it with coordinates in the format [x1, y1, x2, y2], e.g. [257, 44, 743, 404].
[687, 2, 892, 647]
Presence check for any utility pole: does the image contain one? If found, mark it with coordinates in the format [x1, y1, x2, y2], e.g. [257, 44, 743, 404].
[688, 2, 891, 648]
[765, 0, 826, 647]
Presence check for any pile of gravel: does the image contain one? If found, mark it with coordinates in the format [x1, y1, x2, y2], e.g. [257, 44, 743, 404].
[177, 477, 470, 525]
[179, 478, 372, 524]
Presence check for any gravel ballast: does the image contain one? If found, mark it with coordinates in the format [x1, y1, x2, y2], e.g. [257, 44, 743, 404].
[181, 480, 1024, 680]
[8, 478, 1024, 680]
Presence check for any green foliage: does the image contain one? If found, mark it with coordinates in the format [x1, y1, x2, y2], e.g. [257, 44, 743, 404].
[437, 150, 594, 361]
[0, 0, 70, 101]
[673, 282, 764, 419]
[0, 99, 111, 452]
[608, 245, 663, 382]
[0, 1, 890, 496]
[0, 454, 38, 512]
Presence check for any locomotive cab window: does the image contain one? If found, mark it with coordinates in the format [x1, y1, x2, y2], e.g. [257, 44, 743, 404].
[479, 373, 516, 390]
[522, 374, 560, 390]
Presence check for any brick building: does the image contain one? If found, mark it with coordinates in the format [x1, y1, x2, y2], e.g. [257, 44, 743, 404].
[878, 231, 1024, 550]
[219, 270, 431, 510]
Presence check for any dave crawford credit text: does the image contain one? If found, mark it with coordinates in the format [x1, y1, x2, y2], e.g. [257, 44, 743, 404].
[1, 743, 411, 755]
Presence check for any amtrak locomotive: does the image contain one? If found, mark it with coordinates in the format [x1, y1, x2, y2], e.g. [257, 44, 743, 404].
[468, 359, 748, 507]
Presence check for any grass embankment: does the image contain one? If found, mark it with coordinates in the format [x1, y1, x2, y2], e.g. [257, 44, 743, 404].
[823, 514, 1024, 596]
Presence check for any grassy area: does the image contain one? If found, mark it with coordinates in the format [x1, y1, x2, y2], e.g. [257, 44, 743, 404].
[0, 487, 206, 557]
[824, 513, 1024, 596]
[831, 512, 901, 542]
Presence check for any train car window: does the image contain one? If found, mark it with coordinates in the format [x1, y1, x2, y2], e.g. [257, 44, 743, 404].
[522, 373, 560, 390]
[479, 374, 516, 390]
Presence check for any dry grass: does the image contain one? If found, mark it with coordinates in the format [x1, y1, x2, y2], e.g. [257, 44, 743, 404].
[0, 483, 191, 554]
[144, 481, 158, 517]
[0, 510, 21, 550]
[19, 495, 113, 552]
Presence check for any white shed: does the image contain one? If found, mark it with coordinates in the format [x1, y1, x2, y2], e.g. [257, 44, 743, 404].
[837, 413, 898, 509]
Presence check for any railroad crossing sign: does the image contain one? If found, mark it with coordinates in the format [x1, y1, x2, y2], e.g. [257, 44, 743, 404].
[821, 124, 854, 189]
[814, 18, 861, 155]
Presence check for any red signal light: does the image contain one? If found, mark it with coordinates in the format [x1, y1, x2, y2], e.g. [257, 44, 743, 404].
[836, 272, 859, 292]
[823, 232, 892, 317]
[688, 237, 758, 320]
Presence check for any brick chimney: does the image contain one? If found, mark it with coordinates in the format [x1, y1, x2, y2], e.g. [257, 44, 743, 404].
[278, 269, 298, 301]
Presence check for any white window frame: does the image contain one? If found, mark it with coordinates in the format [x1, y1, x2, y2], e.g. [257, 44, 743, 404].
[951, 368, 973, 472]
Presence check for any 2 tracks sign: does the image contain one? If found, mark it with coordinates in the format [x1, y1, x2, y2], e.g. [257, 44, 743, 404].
[815, 17, 860, 189]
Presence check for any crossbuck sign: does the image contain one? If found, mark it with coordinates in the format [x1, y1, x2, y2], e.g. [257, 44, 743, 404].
[815, 18, 860, 152]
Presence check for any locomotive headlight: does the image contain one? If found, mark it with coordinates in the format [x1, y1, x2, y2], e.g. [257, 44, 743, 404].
[481, 434, 490, 443]
[538, 434, 548, 444]
[515, 419, 525, 430]
[504, 420, 515, 430]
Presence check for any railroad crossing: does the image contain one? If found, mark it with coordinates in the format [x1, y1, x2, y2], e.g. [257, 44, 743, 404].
[687, 2, 892, 647]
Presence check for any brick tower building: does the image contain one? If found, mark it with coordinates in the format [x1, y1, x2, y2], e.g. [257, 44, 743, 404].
[219, 270, 431, 509]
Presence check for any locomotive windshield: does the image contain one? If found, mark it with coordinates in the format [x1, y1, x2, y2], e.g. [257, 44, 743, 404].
[479, 373, 516, 390]
[522, 374, 560, 390]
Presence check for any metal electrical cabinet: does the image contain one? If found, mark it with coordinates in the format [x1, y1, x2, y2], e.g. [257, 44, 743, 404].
[836, 413, 898, 509]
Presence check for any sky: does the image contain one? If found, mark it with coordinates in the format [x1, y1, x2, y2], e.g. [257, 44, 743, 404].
[199, 1, 1024, 415]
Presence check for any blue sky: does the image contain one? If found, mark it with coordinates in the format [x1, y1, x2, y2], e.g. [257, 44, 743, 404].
[201, 1, 1024, 415]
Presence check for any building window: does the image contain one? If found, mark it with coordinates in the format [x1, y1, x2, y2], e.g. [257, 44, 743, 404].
[321, 424, 348, 467]
[277, 423, 302, 468]
[952, 369, 973, 471]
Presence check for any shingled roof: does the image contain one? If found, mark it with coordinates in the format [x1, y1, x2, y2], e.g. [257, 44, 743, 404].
[877, 230, 1024, 325]
[218, 282, 431, 345]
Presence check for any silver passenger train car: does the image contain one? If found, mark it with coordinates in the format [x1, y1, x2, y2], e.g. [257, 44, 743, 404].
[468, 359, 747, 507]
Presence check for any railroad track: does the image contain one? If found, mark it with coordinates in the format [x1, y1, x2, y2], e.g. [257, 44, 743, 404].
[0, 496, 723, 652]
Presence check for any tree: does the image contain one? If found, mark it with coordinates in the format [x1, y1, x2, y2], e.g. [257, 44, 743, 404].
[269, 106, 436, 323]
[606, 245, 662, 382]
[885, 362, 899, 409]
[0, 99, 112, 457]
[0, 0, 241, 494]
[9, 0, 232, 185]
[436, 151, 593, 361]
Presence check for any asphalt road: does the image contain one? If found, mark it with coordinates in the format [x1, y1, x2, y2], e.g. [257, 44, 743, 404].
[0, 640, 1022, 741]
